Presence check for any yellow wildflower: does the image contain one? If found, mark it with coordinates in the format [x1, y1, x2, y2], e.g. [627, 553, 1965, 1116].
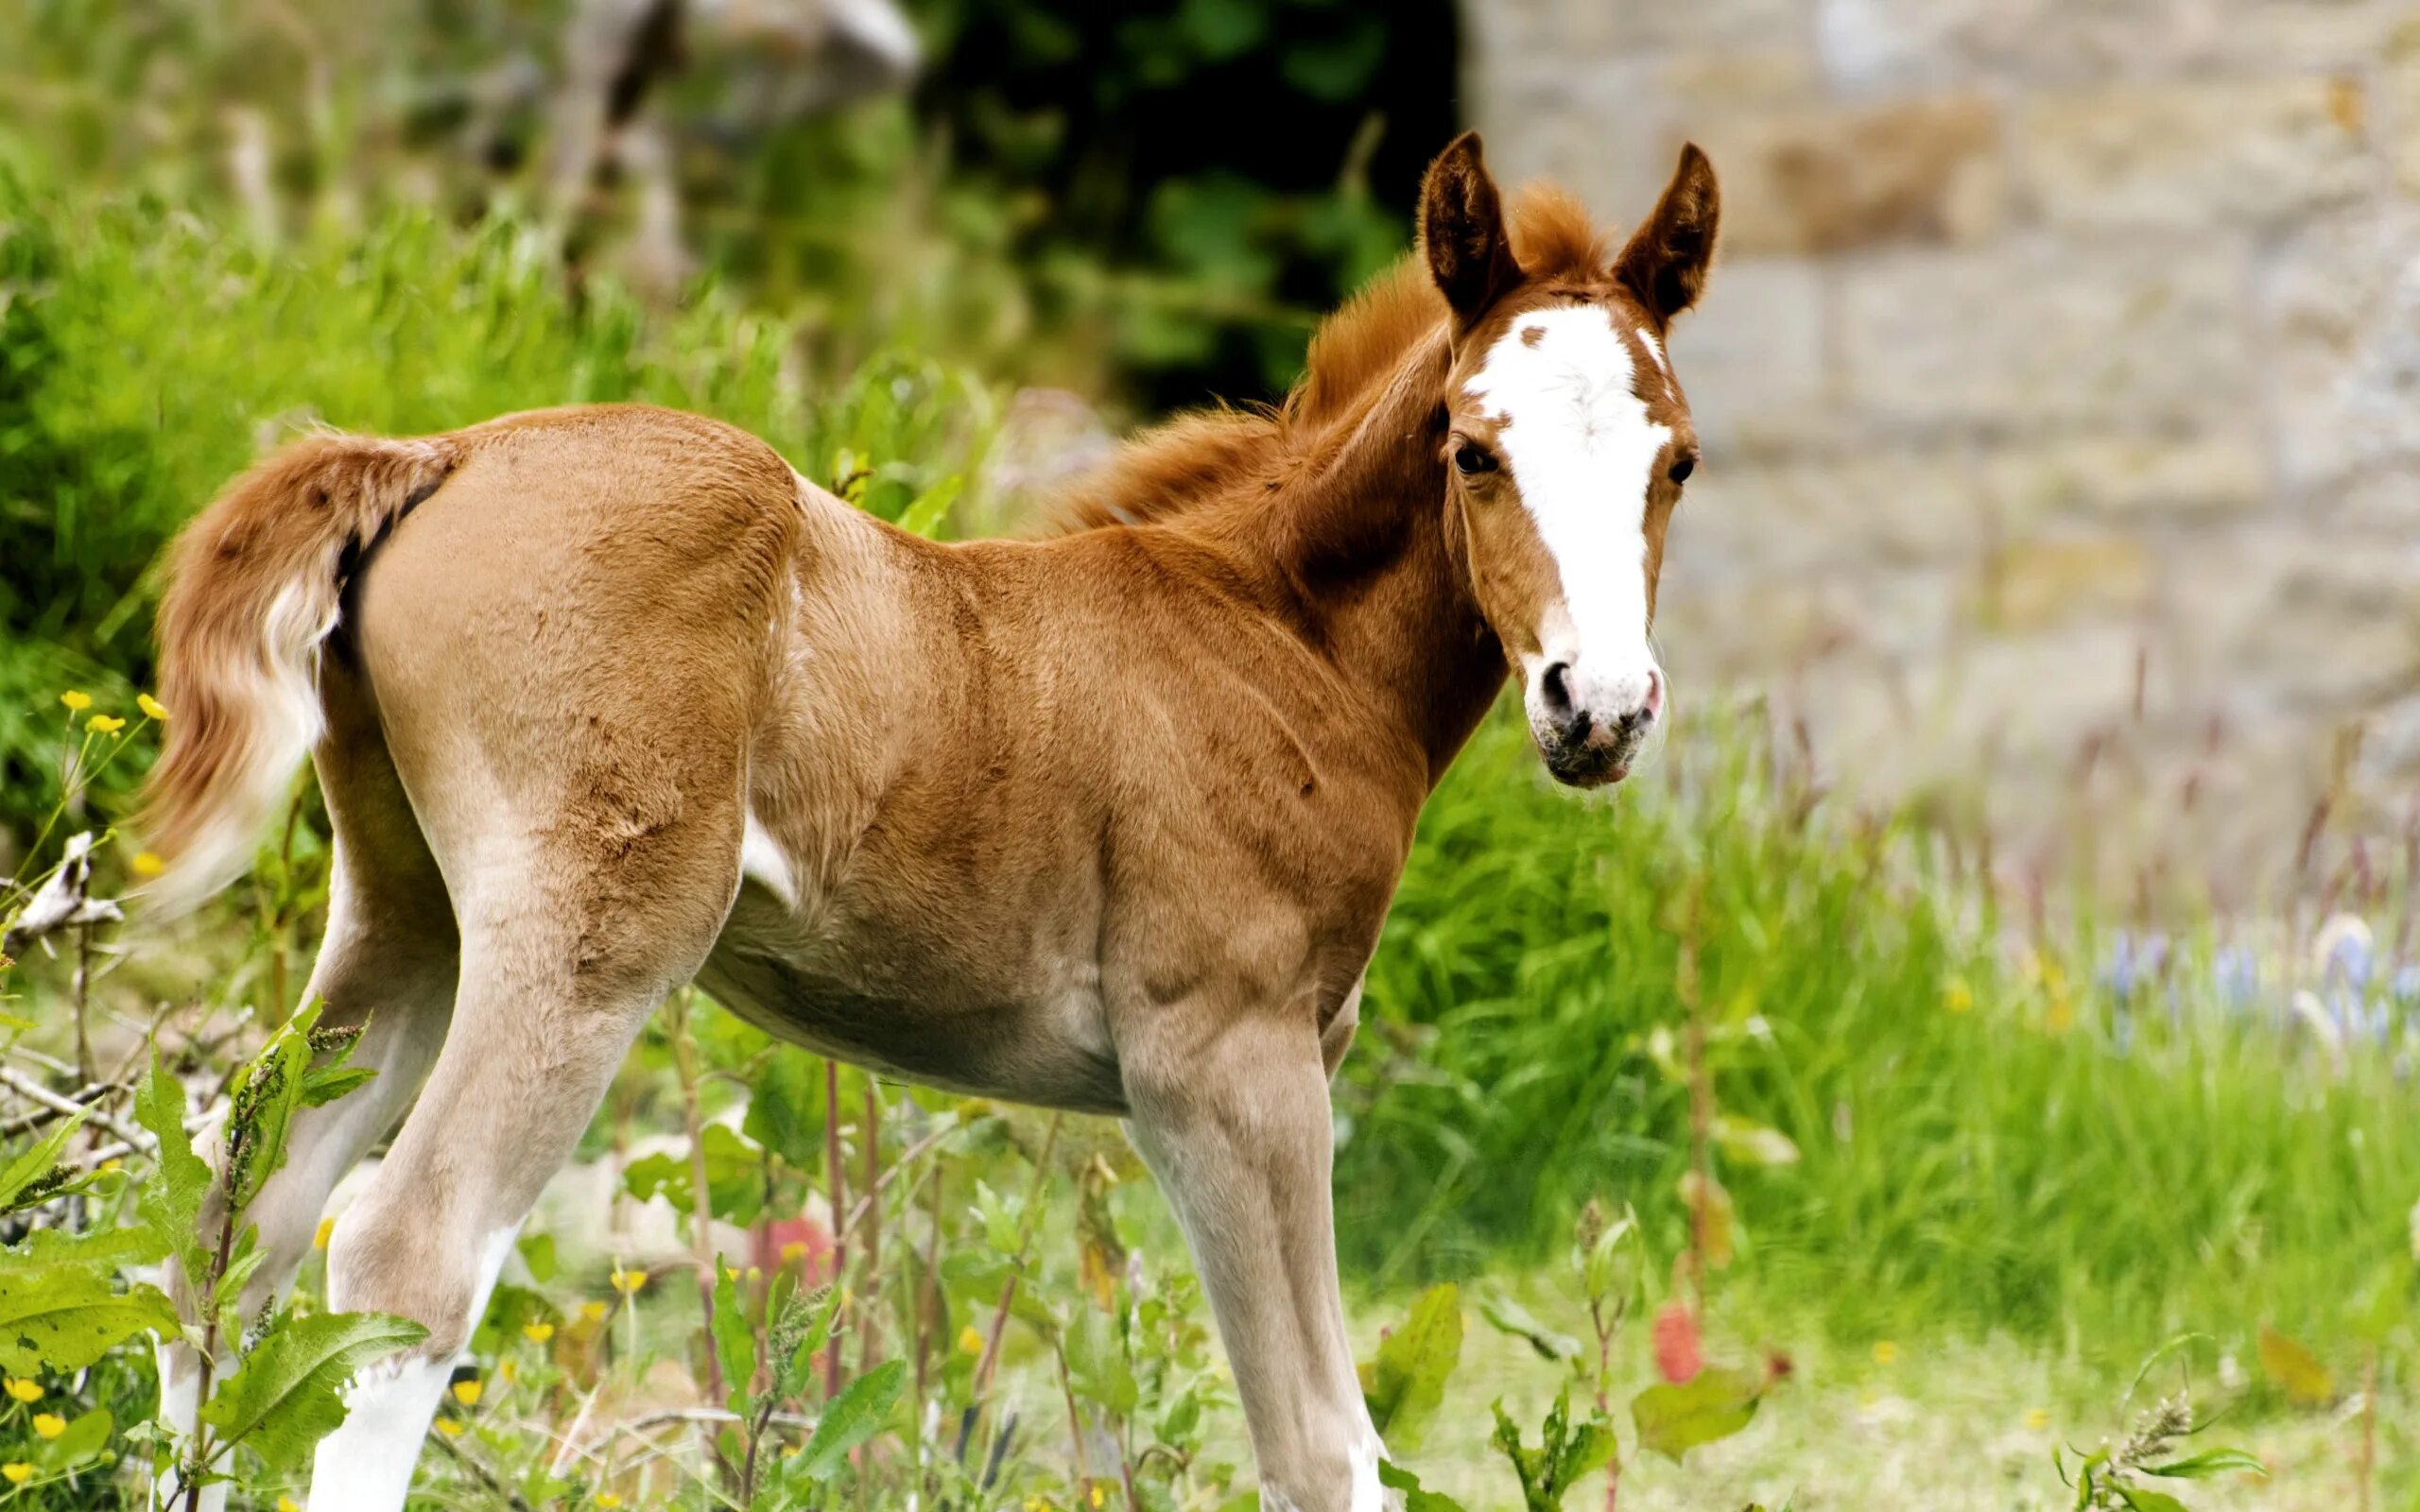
[137, 693, 169, 722]
[746, 1266, 761, 1282]
[523, 1321, 555, 1345]
[579, 1300, 609, 1324]
[780, 1241, 808, 1266]
[611, 1263, 645, 1296]
[98, 1158, 122, 1174]
[59, 692, 90, 713]
[0, 1464, 29, 1486]
[1872, 1341, 1899, 1367]
[1091, 1486, 1105, 1507]
[596, 1495, 623, 1509]
[496, 1358, 518, 1385]
[314, 1216, 335, 1251]
[957, 1325, 985, 1357]
[278, 1498, 302, 1512]
[86, 714, 126, 735]
[433, 1418, 463, 1437]
[2025, 1407, 2051, 1431]
[1942, 975, 1973, 1014]
[30, 1413, 63, 1439]
[451, 1379, 482, 1407]
[3, 1379, 39, 1403]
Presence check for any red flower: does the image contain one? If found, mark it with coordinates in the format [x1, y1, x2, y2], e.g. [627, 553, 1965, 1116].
[1652, 1301, 1703, 1384]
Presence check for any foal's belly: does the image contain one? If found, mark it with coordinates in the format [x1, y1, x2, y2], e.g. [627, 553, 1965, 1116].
[697, 890, 1130, 1116]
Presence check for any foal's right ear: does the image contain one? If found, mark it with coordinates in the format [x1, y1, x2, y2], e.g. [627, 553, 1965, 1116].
[1421, 132, 1523, 327]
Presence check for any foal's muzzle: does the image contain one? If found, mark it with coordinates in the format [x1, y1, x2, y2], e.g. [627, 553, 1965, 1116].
[1531, 660, 1663, 787]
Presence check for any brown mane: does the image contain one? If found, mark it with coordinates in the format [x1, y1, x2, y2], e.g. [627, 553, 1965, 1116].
[1048, 184, 1612, 534]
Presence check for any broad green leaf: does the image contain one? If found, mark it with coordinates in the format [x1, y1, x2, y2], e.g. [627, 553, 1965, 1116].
[0, 1106, 87, 1211]
[712, 1260, 756, 1418]
[517, 1230, 559, 1284]
[620, 1123, 768, 1226]
[198, 1310, 428, 1471]
[299, 1066, 376, 1108]
[135, 1057, 212, 1279]
[2144, 1448, 2268, 1480]
[2256, 1325, 2332, 1404]
[39, 1404, 111, 1468]
[1632, 1365, 1763, 1463]
[741, 1054, 824, 1168]
[1478, 1292, 1582, 1364]
[1359, 1283, 1461, 1453]
[1065, 1306, 1138, 1416]
[0, 1264, 180, 1373]
[1378, 1458, 1470, 1512]
[787, 1359, 907, 1483]
[2115, 1489, 2190, 1512]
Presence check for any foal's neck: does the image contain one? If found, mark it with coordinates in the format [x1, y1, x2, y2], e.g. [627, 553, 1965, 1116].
[1237, 335, 1508, 792]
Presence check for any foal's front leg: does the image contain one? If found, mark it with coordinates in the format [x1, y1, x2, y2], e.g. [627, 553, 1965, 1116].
[1122, 1010, 1387, 1512]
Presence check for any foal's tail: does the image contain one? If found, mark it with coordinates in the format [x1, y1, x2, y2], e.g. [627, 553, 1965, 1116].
[139, 432, 464, 914]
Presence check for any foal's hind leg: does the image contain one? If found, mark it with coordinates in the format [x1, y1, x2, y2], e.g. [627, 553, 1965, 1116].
[159, 665, 458, 1512]
[302, 815, 742, 1512]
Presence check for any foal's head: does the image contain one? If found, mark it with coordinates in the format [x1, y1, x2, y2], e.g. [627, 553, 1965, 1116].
[1424, 134, 1720, 788]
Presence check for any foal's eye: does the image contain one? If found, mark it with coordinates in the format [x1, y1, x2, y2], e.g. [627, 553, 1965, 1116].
[1453, 443, 1498, 477]
[1668, 453, 1698, 486]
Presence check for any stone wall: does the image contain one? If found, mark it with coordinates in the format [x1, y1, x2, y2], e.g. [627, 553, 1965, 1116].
[1468, 0, 2420, 885]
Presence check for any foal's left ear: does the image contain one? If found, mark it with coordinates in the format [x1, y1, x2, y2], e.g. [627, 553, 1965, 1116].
[1421, 131, 1524, 328]
[1614, 143, 1720, 327]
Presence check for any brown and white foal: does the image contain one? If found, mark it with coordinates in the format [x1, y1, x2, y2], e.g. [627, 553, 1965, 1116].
[140, 133, 1718, 1512]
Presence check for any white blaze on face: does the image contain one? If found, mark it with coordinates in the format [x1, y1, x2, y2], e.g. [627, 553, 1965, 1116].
[1465, 304, 1670, 716]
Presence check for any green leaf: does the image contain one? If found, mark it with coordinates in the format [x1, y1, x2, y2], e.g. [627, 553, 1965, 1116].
[197, 1310, 428, 1471]
[299, 1066, 377, 1108]
[1065, 1306, 1138, 1417]
[1359, 1283, 1462, 1454]
[741, 1054, 824, 1168]
[135, 1057, 211, 1278]
[0, 1263, 180, 1373]
[1631, 1365, 1763, 1463]
[1378, 1458, 1471, 1512]
[516, 1230, 559, 1284]
[39, 1404, 112, 1469]
[893, 473, 964, 538]
[712, 1259, 756, 1418]
[2143, 1448, 2268, 1480]
[621, 1124, 768, 1226]
[2256, 1325, 2332, 1404]
[787, 1359, 907, 1483]
[2115, 1489, 2190, 1512]
[0, 1105, 87, 1211]
[1478, 1292, 1582, 1364]
[1549, 1415, 1620, 1490]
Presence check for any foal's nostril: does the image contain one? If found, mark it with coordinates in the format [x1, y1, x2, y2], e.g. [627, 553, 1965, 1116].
[1642, 667, 1665, 721]
[1541, 661, 1575, 716]
[1539, 662, 1591, 741]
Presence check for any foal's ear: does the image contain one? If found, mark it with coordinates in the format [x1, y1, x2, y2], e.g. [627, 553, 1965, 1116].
[1420, 131, 1524, 327]
[1614, 143, 1720, 326]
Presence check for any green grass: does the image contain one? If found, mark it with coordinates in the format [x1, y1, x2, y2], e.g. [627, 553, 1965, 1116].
[1344, 708, 2420, 1369]
[0, 169, 993, 831]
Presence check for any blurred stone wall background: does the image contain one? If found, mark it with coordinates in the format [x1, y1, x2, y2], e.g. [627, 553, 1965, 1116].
[1468, 0, 2420, 889]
